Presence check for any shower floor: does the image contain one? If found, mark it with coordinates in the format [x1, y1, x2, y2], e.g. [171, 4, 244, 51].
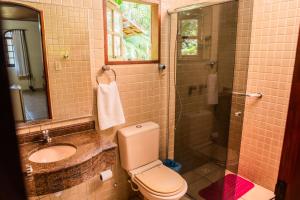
[180, 162, 274, 200]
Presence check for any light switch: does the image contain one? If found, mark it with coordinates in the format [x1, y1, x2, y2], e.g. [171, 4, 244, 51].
[55, 61, 62, 71]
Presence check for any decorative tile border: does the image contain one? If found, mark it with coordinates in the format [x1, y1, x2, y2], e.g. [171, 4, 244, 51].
[18, 121, 95, 144]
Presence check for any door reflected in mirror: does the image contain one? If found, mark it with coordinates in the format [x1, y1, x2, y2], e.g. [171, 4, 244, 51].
[1, 2, 51, 123]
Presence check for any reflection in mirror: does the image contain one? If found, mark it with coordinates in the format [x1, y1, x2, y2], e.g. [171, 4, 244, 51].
[1, 2, 51, 123]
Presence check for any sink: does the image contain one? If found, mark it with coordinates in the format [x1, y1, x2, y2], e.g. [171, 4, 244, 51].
[29, 144, 77, 163]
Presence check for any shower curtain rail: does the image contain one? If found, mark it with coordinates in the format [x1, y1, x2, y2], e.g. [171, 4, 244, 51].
[167, 0, 237, 14]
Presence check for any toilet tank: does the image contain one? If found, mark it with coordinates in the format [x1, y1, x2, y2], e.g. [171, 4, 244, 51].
[118, 122, 160, 171]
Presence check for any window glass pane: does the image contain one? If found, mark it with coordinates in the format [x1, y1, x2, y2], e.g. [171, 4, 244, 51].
[9, 58, 15, 64]
[121, 2, 151, 35]
[181, 39, 198, 55]
[107, 8, 113, 32]
[113, 11, 122, 33]
[8, 52, 14, 58]
[5, 31, 12, 37]
[181, 19, 198, 37]
[108, 34, 113, 58]
[6, 39, 12, 46]
[124, 36, 151, 60]
[114, 36, 121, 57]
[7, 46, 13, 51]
[120, 1, 151, 60]
[105, 0, 158, 62]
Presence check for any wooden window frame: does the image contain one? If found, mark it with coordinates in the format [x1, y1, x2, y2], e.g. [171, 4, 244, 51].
[4, 31, 15, 67]
[178, 17, 200, 59]
[103, 0, 161, 65]
[106, 4, 124, 60]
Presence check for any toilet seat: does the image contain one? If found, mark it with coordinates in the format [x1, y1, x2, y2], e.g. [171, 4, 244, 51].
[130, 161, 187, 199]
[135, 165, 185, 196]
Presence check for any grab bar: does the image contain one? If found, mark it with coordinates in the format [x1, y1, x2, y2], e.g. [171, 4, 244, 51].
[232, 92, 263, 98]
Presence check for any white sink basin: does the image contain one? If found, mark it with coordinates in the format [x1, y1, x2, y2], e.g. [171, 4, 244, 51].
[29, 144, 77, 163]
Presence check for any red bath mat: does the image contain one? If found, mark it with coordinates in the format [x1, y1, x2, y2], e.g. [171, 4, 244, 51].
[199, 174, 254, 200]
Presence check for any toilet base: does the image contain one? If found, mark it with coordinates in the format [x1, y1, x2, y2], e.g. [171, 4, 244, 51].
[138, 181, 188, 200]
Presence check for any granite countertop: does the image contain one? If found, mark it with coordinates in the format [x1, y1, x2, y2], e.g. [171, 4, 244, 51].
[19, 130, 117, 175]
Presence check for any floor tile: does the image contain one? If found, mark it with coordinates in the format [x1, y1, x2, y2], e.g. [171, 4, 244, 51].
[241, 183, 274, 200]
[204, 168, 227, 183]
[182, 168, 274, 200]
[188, 177, 211, 200]
[183, 170, 204, 184]
[180, 195, 192, 200]
[193, 162, 223, 176]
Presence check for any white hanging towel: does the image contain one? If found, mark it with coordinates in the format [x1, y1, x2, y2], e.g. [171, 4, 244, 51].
[207, 73, 219, 105]
[97, 81, 125, 130]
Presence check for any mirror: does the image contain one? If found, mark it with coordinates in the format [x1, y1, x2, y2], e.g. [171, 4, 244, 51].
[1, 2, 51, 123]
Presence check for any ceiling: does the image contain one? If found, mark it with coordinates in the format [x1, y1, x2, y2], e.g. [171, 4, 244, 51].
[0, 3, 39, 21]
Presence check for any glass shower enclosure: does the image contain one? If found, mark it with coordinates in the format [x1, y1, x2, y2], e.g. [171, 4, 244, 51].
[170, 1, 242, 199]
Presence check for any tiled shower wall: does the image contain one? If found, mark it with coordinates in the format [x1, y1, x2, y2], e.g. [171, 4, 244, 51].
[238, 0, 300, 190]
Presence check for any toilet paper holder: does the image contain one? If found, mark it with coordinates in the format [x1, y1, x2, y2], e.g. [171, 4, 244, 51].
[100, 168, 113, 182]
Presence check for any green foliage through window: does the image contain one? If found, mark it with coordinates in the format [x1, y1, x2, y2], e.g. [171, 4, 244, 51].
[181, 19, 198, 36]
[181, 39, 198, 55]
[114, 0, 122, 5]
[120, 1, 151, 60]
[180, 19, 198, 56]
[106, 0, 156, 62]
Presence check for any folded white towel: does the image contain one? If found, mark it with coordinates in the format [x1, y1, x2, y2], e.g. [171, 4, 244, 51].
[97, 81, 125, 130]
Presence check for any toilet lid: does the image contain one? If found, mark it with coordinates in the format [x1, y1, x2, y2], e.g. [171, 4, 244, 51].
[135, 165, 185, 194]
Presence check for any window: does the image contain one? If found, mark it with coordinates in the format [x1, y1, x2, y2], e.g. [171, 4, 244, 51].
[180, 19, 198, 56]
[104, 0, 160, 64]
[4, 31, 15, 67]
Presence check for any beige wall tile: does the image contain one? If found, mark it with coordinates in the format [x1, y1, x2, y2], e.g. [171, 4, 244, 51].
[238, 0, 300, 191]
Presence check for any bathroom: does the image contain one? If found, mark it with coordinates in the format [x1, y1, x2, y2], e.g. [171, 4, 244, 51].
[0, 0, 300, 200]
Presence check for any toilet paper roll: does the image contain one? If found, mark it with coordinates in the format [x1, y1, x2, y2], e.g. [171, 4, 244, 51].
[100, 169, 113, 182]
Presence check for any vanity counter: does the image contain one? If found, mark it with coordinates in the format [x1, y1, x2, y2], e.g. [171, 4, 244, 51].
[19, 124, 117, 196]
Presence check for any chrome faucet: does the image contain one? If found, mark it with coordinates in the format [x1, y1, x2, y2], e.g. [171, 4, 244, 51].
[42, 130, 52, 143]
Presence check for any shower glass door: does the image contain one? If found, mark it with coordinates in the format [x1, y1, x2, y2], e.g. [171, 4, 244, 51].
[172, 1, 241, 199]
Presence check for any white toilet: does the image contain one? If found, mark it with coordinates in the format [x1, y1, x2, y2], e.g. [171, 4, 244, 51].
[118, 122, 188, 200]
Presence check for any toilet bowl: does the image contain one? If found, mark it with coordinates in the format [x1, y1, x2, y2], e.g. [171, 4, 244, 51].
[118, 122, 187, 200]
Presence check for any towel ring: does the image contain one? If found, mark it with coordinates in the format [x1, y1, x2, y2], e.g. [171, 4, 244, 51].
[96, 65, 117, 84]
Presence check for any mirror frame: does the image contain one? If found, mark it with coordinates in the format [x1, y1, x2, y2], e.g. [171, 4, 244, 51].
[1, 1, 52, 123]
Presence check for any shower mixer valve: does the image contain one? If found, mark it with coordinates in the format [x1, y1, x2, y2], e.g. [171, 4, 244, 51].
[188, 85, 197, 96]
